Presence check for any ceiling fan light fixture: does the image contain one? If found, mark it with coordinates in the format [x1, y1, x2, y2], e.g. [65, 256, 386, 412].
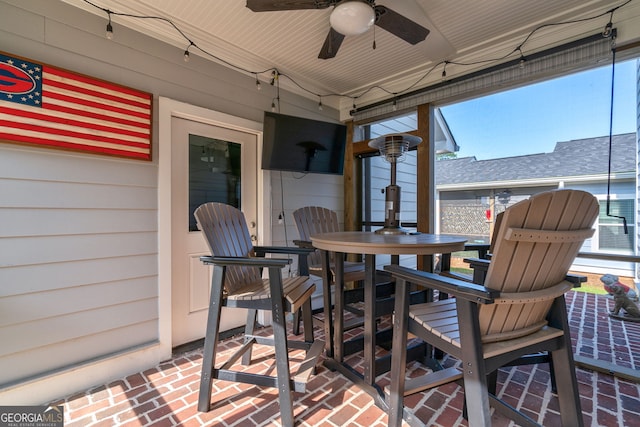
[330, 1, 375, 36]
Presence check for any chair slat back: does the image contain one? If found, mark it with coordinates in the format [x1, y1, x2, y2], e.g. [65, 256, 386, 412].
[293, 206, 340, 267]
[194, 202, 262, 293]
[480, 189, 598, 342]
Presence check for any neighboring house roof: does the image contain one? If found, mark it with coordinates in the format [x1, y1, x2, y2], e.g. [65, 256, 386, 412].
[434, 109, 460, 154]
[436, 133, 636, 186]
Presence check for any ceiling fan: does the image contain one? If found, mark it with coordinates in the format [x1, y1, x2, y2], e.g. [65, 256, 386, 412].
[246, 1, 430, 59]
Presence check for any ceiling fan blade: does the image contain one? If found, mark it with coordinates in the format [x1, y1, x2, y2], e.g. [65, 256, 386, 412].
[246, 0, 331, 12]
[374, 5, 429, 45]
[318, 27, 346, 59]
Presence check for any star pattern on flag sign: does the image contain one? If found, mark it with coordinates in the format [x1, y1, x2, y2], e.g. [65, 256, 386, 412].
[0, 54, 43, 107]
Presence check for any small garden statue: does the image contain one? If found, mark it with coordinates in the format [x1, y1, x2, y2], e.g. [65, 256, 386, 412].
[600, 274, 638, 301]
[609, 284, 640, 321]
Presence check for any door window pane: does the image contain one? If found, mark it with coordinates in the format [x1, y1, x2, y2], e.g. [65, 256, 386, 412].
[189, 135, 241, 231]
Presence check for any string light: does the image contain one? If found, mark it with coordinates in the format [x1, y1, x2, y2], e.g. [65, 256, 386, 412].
[392, 98, 397, 111]
[602, 11, 614, 37]
[81, 0, 631, 114]
[318, 97, 323, 111]
[105, 11, 113, 39]
[517, 47, 527, 69]
[183, 42, 194, 62]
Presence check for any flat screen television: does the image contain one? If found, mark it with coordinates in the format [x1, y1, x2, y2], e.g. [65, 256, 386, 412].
[261, 111, 347, 175]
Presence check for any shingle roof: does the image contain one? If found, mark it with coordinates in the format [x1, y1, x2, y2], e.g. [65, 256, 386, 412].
[435, 133, 636, 185]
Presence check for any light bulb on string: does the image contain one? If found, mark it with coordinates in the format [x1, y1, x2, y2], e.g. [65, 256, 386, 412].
[392, 98, 398, 111]
[602, 12, 614, 38]
[106, 11, 113, 39]
[255, 75, 261, 91]
[441, 61, 448, 81]
[318, 97, 323, 111]
[183, 41, 195, 62]
[513, 47, 526, 69]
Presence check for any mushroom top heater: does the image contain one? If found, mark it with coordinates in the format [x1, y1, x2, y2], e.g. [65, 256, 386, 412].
[368, 133, 422, 235]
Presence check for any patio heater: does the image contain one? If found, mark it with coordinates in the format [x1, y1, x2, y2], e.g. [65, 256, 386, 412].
[368, 133, 422, 235]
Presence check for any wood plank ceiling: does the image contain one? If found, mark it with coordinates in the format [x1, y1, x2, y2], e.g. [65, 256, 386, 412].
[64, 0, 630, 113]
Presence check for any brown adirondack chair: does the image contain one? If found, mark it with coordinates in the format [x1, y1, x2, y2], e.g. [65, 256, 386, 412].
[194, 202, 324, 427]
[292, 206, 395, 338]
[293, 206, 367, 283]
[386, 189, 598, 427]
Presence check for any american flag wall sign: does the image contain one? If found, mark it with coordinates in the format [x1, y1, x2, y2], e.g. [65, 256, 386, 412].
[0, 51, 152, 160]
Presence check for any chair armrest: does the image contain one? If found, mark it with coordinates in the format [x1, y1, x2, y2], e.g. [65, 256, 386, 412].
[463, 257, 490, 284]
[253, 246, 314, 276]
[385, 264, 498, 304]
[253, 245, 315, 256]
[565, 273, 587, 287]
[464, 257, 490, 267]
[464, 242, 491, 259]
[292, 239, 315, 249]
[200, 255, 291, 269]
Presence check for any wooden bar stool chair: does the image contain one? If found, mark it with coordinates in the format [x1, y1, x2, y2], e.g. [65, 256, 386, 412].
[194, 202, 323, 427]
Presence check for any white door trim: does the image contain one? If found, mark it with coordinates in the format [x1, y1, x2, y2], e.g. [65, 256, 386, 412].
[158, 97, 268, 352]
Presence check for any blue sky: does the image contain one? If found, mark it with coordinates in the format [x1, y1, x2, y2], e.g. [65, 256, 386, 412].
[440, 59, 637, 160]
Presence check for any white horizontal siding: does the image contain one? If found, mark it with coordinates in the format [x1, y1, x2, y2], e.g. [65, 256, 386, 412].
[0, 209, 156, 237]
[0, 180, 157, 209]
[1, 254, 157, 296]
[268, 171, 344, 246]
[0, 321, 158, 387]
[0, 145, 158, 388]
[0, 276, 156, 326]
[0, 298, 157, 355]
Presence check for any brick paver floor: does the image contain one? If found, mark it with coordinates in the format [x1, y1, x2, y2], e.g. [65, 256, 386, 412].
[51, 291, 640, 426]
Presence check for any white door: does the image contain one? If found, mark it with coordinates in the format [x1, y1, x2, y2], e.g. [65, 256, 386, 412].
[171, 116, 258, 347]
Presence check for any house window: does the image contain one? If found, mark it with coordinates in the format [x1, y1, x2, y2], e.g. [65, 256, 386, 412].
[599, 199, 634, 252]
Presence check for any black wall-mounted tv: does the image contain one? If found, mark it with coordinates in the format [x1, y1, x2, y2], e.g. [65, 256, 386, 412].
[261, 111, 347, 175]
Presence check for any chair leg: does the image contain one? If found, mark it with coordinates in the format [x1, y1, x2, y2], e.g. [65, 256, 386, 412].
[548, 352, 558, 393]
[241, 309, 257, 366]
[550, 344, 583, 426]
[549, 297, 583, 426]
[320, 250, 335, 357]
[293, 308, 302, 335]
[388, 278, 410, 427]
[198, 265, 225, 412]
[268, 269, 295, 427]
[302, 298, 315, 343]
[456, 299, 492, 427]
[462, 369, 497, 421]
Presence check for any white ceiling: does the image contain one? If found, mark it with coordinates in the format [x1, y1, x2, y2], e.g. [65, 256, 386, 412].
[64, 0, 634, 112]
